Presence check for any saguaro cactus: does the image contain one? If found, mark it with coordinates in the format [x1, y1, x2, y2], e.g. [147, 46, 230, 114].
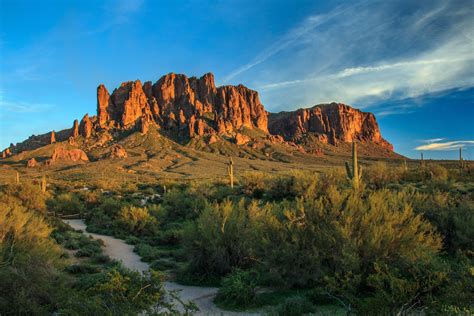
[403, 159, 408, 171]
[227, 157, 234, 188]
[459, 147, 465, 176]
[420, 152, 425, 168]
[41, 175, 47, 193]
[345, 141, 362, 189]
[15, 171, 20, 184]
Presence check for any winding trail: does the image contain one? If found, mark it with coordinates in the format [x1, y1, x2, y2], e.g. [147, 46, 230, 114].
[64, 219, 257, 315]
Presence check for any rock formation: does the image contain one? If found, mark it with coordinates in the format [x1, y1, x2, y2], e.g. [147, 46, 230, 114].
[97, 84, 110, 128]
[50, 147, 89, 163]
[72, 119, 79, 138]
[268, 103, 393, 150]
[79, 114, 92, 138]
[2, 148, 12, 158]
[109, 144, 127, 159]
[234, 133, 251, 145]
[93, 72, 268, 138]
[50, 131, 56, 144]
[3, 73, 394, 157]
[27, 158, 37, 167]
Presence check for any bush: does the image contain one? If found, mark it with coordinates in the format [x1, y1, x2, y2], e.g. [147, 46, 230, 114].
[274, 295, 315, 316]
[240, 172, 266, 198]
[0, 203, 65, 314]
[47, 193, 85, 216]
[183, 199, 266, 278]
[118, 206, 158, 235]
[215, 269, 257, 308]
[0, 182, 47, 212]
[428, 164, 449, 182]
[364, 162, 401, 188]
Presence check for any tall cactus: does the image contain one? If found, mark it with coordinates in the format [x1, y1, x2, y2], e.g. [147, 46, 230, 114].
[227, 157, 234, 188]
[41, 175, 47, 193]
[459, 147, 465, 176]
[420, 152, 425, 168]
[15, 171, 20, 184]
[345, 141, 362, 189]
[403, 159, 408, 171]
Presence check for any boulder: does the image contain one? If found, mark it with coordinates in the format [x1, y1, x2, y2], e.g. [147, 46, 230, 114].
[27, 158, 37, 167]
[234, 133, 251, 145]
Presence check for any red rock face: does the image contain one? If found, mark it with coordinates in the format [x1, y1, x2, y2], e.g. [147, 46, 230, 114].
[72, 120, 79, 138]
[96, 72, 268, 138]
[50, 131, 56, 144]
[109, 144, 127, 158]
[79, 114, 92, 138]
[97, 84, 110, 128]
[234, 133, 251, 145]
[51, 147, 89, 163]
[268, 103, 393, 150]
[27, 158, 37, 167]
[215, 85, 268, 133]
[109, 80, 152, 128]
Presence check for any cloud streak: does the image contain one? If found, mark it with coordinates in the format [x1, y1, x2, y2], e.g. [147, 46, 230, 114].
[0, 99, 54, 114]
[223, 4, 356, 83]
[415, 140, 474, 151]
[230, 0, 474, 112]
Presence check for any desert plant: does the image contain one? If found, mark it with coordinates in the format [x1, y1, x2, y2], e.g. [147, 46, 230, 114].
[459, 147, 465, 176]
[215, 269, 258, 308]
[41, 175, 47, 193]
[227, 157, 234, 188]
[15, 171, 20, 184]
[345, 141, 362, 189]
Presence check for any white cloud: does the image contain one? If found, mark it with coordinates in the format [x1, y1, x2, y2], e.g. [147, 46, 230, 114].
[415, 141, 474, 151]
[230, 1, 474, 112]
[222, 4, 354, 83]
[420, 138, 446, 143]
[0, 99, 54, 113]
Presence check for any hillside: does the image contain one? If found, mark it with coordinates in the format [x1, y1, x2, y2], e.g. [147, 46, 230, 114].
[0, 72, 402, 182]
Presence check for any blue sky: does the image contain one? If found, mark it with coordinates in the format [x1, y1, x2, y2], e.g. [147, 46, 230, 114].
[0, 0, 473, 159]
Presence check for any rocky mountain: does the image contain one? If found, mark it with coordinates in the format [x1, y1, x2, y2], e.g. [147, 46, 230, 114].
[1, 72, 395, 160]
[268, 103, 393, 150]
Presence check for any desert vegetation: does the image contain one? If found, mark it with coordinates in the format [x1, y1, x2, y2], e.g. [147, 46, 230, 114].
[1, 157, 473, 315]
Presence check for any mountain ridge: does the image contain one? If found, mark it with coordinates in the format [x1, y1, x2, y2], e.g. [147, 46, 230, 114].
[1, 72, 395, 160]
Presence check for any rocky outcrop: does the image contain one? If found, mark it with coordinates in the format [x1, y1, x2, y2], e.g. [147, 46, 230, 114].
[79, 114, 92, 138]
[50, 131, 56, 144]
[97, 84, 110, 128]
[95, 72, 268, 138]
[268, 103, 393, 150]
[2, 73, 394, 157]
[72, 119, 79, 138]
[234, 133, 251, 145]
[109, 144, 127, 158]
[2, 148, 12, 158]
[50, 147, 89, 163]
[27, 158, 37, 167]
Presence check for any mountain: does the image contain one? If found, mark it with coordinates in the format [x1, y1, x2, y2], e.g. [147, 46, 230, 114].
[1, 72, 397, 164]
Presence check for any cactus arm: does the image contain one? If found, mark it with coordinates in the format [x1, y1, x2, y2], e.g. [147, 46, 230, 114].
[345, 162, 353, 179]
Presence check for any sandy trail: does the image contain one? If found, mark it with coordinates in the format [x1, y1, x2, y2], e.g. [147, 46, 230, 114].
[64, 219, 256, 315]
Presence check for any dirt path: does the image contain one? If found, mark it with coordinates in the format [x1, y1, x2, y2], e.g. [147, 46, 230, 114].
[64, 219, 257, 315]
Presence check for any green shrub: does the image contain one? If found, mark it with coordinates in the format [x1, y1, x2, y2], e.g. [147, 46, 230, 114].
[47, 193, 85, 215]
[274, 295, 315, 316]
[215, 269, 257, 308]
[0, 182, 47, 212]
[118, 205, 158, 235]
[183, 199, 266, 278]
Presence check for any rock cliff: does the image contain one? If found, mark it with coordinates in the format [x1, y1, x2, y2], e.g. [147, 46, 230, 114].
[268, 103, 393, 150]
[1, 73, 394, 157]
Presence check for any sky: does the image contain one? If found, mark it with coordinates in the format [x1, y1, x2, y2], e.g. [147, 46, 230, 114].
[0, 0, 473, 159]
